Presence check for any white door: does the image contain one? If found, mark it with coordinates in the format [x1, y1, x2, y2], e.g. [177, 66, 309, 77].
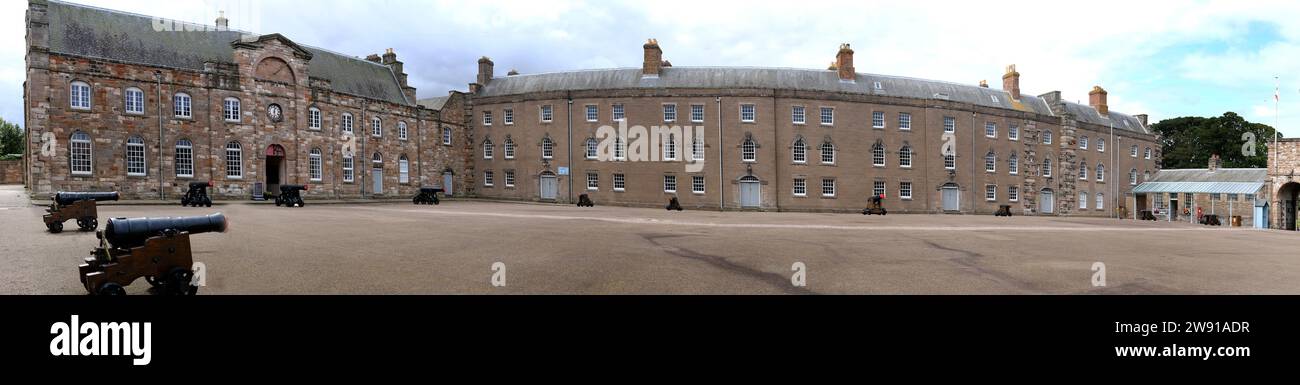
[942, 186, 960, 211]
[372, 169, 383, 195]
[540, 174, 558, 200]
[1040, 190, 1055, 214]
[443, 172, 454, 196]
[740, 177, 761, 208]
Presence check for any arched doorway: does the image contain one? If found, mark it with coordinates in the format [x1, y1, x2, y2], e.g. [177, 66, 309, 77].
[941, 183, 960, 212]
[539, 171, 558, 201]
[1039, 188, 1055, 215]
[739, 175, 761, 208]
[265, 144, 286, 194]
[1281, 182, 1300, 231]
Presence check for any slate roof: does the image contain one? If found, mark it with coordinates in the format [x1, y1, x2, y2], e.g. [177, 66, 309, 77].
[479, 66, 1151, 135]
[1133, 168, 1268, 195]
[417, 96, 450, 111]
[44, 0, 411, 105]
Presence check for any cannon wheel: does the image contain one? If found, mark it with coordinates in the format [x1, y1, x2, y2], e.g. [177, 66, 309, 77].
[144, 276, 164, 288]
[47, 221, 63, 233]
[204, 197, 212, 208]
[96, 282, 126, 296]
[77, 217, 97, 231]
[162, 268, 198, 296]
[295, 197, 305, 208]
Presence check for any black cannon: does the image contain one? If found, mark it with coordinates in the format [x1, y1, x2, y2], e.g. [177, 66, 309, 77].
[413, 187, 443, 205]
[862, 194, 888, 216]
[43, 191, 119, 233]
[666, 197, 683, 211]
[79, 213, 227, 296]
[576, 194, 595, 208]
[275, 184, 307, 207]
[994, 205, 1013, 217]
[1200, 214, 1222, 226]
[181, 181, 213, 207]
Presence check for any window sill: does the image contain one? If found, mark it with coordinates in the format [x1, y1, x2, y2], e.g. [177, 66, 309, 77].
[693, 192, 705, 195]
[901, 197, 913, 201]
[614, 189, 625, 193]
[821, 195, 837, 199]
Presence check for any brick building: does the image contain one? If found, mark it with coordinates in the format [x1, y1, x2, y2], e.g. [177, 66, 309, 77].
[466, 40, 1163, 215]
[1270, 138, 1300, 230]
[1134, 155, 1266, 226]
[23, 0, 471, 200]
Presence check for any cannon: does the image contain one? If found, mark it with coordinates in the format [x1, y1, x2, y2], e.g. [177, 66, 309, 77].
[576, 194, 595, 208]
[994, 205, 1013, 217]
[413, 187, 443, 205]
[862, 194, 888, 216]
[666, 197, 683, 211]
[79, 213, 227, 296]
[181, 181, 213, 207]
[43, 191, 119, 233]
[275, 184, 307, 207]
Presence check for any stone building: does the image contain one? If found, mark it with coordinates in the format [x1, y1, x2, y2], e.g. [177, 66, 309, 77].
[1270, 138, 1300, 230]
[466, 40, 1163, 215]
[22, 0, 471, 200]
[1133, 155, 1266, 226]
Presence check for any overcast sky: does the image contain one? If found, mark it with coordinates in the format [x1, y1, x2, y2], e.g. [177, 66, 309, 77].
[3, 0, 1300, 137]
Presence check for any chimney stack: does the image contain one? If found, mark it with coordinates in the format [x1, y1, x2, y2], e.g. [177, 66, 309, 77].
[836, 43, 855, 82]
[1208, 154, 1221, 172]
[365, 54, 381, 63]
[1135, 114, 1149, 127]
[477, 56, 494, 86]
[1002, 64, 1020, 100]
[1089, 86, 1109, 116]
[215, 11, 228, 30]
[979, 80, 989, 88]
[643, 39, 663, 78]
[507, 69, 519, 76]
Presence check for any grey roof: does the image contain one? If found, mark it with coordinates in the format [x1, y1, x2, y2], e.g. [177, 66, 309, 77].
[417, 96, 450, 111]
[45, 0, 411, 105]
[478, 66, 1150, 135]
[1060, 101, 1148, 135]
[1133, 168, 1267, 195]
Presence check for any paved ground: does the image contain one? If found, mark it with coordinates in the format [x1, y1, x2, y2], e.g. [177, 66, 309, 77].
[3, 184, 1299, 295]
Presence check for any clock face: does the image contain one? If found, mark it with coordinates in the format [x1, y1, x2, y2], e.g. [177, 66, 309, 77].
[267, 104, 283, 122]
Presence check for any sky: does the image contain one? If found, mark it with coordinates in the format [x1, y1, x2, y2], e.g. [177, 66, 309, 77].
[3, 0, 1300, 137]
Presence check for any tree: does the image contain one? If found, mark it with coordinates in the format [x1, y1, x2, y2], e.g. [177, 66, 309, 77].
[1150, 112, 1275, 169]
[0, 118, 24, 158]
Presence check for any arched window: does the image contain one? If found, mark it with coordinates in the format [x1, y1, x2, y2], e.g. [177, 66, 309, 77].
[1080, 136, 1089, 149]
[1096, 164, 1105, 182]
[483, 139, 494, 159]
[70, 131, 92, 175]
[1096, 193, 1105, 210]
[792, 138, 807, 164]
[223, 97, 241, 122]
[398, 121, 408, 140]
[225, 141, 243, 179]
[820, 141, 835, 165]
[898, 145, 913, 168]
[506, 137, 517, 159]
[1097, 138, 1106, 152]
[542, 137, 554, 159]
[341, 113, 354, 134]
[308, 107, 321, 130]
[126, 136, 146, 176]
[742, 137, 756, 162]
[1042, 130, 1053, 145]
[398, 154, 409, 184]
[1042, 158, 1053, 177]
[124, 87, 144, 114]
[984, 151, 996, 172]
[173, 92, 192, 118]
[70, 81, 91, 110]
[664, 134, 677, 161]
[585, 138, 597, 159]
[1008, 153, 1019, 175]
[371, 117, 382, 137]
[871, 142, 885, 167]
[614, 136, 626, 160]
[1129, 168, 1138, 185]
[175, 139, 194, 177]
[372, 152, 383, 167]
[1079, 161, 1088, 180]
[309, 148, 323, 181]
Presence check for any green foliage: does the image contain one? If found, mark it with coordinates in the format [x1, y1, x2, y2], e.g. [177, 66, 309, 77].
[0, 118, 23, 157]
[1151, 112, 1276, 169]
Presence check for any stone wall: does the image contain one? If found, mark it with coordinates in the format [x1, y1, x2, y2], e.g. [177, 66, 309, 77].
[0, 160, 21, 184]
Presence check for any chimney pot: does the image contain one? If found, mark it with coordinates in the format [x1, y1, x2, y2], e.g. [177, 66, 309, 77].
[836, 43, 855, 82]
[1089, 86, 1109, 116]
[1135, 114, 1149, 127]
[642, 38, 663, 78]
[215, 11, 229, 29]
[1002, 64, 1020, 100]
[979, 80, 988, 88]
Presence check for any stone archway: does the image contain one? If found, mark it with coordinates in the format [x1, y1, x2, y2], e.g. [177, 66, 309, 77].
[1280, 182, 1300, 231]
[265, 144, 287, 195]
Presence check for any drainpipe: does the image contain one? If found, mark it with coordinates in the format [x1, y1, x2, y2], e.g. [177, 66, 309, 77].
[566, 94, 573, 203]
[716, 96, 723, 210]
[155, 71, 164, 200]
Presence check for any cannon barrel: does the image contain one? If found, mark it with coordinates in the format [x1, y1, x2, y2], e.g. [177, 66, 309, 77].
[54, 191, 120, 206]
[105, 213, 227, 248]
[188, 181, 211, 189]
[420, 187, 444, 194]
[279, 184, 306, 193]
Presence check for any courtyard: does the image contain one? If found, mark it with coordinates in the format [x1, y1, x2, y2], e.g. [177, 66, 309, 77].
[2, 185, 1298, 295]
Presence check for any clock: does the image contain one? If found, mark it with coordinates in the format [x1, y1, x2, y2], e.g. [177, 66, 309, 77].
[267, 104, 283, 122]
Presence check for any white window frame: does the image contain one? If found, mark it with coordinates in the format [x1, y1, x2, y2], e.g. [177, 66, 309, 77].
[899, 113, 912, 130]
[173, 92, 192, 118]
[126, 136, 147, 176]
[483, 140, 494, 159]
[691, 104, 704, 123]
[820, 107, 834, 126]
[586, 105, 598, 122]
[663, 104, 677, 122]
[225, 141, 243, 179]
[899, 182, 913, 200]
[899, 146, 912, 168]
[820, 142, 835, 165]
[483, 110, 494, 126]
[944, 154, 956, 170]
[341, 113, 354, 135]
[1144, 147, 1152, 159]
[504, 108, 514, 125]
[70, 131, 92, 175]
[1096, 193, 1105, 210]
[398, 121, 408, 140]
[505, 138, 516, 159]
[542, 137, 554, 159]
[174, 139, 194, 178]
[664, 134, 677, 161]
[371, 117, 382, 137]
[872, 111, 885, 128]
[1130, 169, 1138, 185]
[792, 106, 806, 125]
[223, 97, 241, 122]
[342, 156, 354, 183]
[1097, 138, 1106, 152]
[1079, 192, 1089, 209]
[792, 139, 807, 164]
[310, 149, 323, 182]
[740, 104, 756, 123]
[442, 127, 452, 145]
[692, 136, 704, 161]
[613, 173, 626, 192]
[308, 107, 321, 130]
[612, 104, 625, 121]
[585, 138, 597, 159]
[1096, 164, 1105, 182]
[1043, 130, 1053, 145]
[124, 87, 144, 115]
[483, 170, 494, 187]
[872, 143, 885, 167]
[985, 184, 997, 201]
[663, 175, 677, 193]
[985, 122, 997, 138]
[1042, 158, 1053, 178]
[692, 175, 705, 194]
[873, 180, 886, 197]
[540, 105, 553, 123]
[985, 152, 996, 172]
[398, 155, 409, 184]
[1079, 163, 1088, 180]
[1009, 186, 1020, 202]
[1009, 154, 1019, 175]
[943, 116, 956, 133]
[70, 81, 92, 110]
[505, 170, 516, 187]
[742, 138, 756, 162]
[587, 172, 599, 191]
[821, 178, 836, 197]
[1080, 136, 1089, 150]
[793, 178, 807, 197]
[1009, 124, 1019, 141]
